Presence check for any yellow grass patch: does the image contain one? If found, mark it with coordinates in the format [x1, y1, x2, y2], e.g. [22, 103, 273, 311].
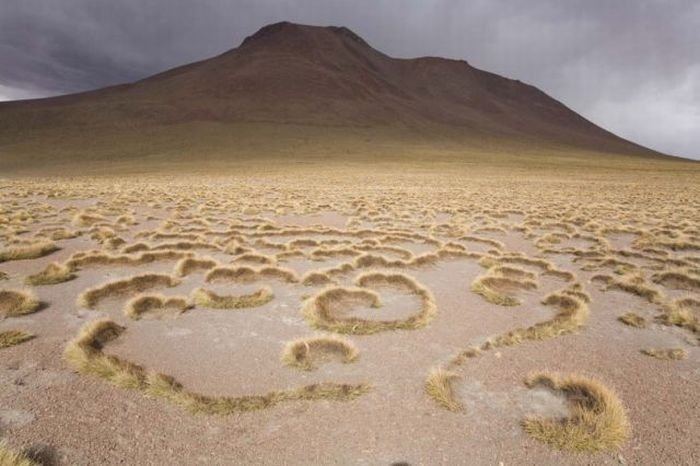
[0, 329, 34, 348]
[191, 287, 274, 309]
[0, 240, 59, 263]
[282, 334, 359, 370]
[24, 262, 75, 286]
[523, 371, 629, 452]
[78, 274, 181, 309]
[641, 348, 687, 360]
[425, 368, 463, 412]
[0, 289, 41, 317]
[124, 294, 192, 320]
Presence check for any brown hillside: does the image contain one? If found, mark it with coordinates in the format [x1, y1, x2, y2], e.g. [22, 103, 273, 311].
[0, 21, 677, 173]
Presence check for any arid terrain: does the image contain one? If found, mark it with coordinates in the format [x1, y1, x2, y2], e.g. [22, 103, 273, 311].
[1, 19, 699, 466]
[1, 162, 699, 465]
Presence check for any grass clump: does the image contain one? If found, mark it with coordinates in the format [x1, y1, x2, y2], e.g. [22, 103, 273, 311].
[24, 262, 75, 286]
[0, 330, 35, 348]
[618, 312, 647, 328]
[651, 270, 700, 292]
[205, 265, 298, 284]
[191, 287, 274, 309]
[0, 289, 41, 317]
[641, 348, 687, 360]
[174, 256, 218, 277]
[0, 240, 59, 263]
[0, 441, 38, 466]
[425, 367, 463, 412]
[124, 294, 192, 320]
[282, 335, 359, 371]
[522, 371, 629, 452]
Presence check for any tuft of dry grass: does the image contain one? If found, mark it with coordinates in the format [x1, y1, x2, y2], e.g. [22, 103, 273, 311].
[0, 329, 35, 348]
[641, 348, 687, 360]
[618, 312, 647, 328]
[425, 367, 463, 412]
[205, 265, 298, 284]
[174, 256, 218, 277]
[522, 371, 629, 452]
[0, 441, 37, 466]
[124, 294, 192, 320]
[191, 287, 274, 309]
[63, 319, 146, 390]
[282, 335, 359, 370]
[0, 289, 41, 317]
[78, 274, 181, 309]
[24, 262, 75, 286]
[657, 298, 699, 337]
[67, 250, 192, 269]
[0, 240, 59, 263]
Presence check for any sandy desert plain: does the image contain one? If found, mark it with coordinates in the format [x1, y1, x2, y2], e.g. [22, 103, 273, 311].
[0, 159, 699, 465]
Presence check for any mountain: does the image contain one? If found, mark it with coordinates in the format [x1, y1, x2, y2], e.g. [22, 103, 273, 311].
[0, 21, 673, 173]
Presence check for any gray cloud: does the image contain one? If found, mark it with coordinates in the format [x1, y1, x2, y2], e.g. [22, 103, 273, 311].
[0, 0, 698, 158]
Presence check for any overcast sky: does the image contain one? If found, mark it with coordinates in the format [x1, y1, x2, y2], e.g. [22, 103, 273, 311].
[1, 0, 698, 159]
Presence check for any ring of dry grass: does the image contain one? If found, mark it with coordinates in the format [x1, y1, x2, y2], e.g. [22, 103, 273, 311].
[78, 274, 181, 309]
[64, 319, 370, 414]
[522, 371, 630, 452]
[302, 272, 435, 334]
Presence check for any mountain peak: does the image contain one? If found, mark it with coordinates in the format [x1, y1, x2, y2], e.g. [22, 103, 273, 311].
[240, 21, 370, 50]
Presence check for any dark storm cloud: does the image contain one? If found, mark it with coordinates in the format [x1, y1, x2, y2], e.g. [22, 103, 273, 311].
[0, 0, 698, 158]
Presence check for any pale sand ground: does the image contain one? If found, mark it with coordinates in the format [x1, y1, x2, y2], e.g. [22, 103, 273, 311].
[0, 171, 699, 465]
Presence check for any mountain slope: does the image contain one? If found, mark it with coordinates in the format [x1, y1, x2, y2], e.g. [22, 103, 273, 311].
[0, 21, 673, 173]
